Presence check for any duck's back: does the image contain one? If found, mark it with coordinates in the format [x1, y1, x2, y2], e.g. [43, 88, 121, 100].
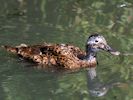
[3, 43, 86, 69]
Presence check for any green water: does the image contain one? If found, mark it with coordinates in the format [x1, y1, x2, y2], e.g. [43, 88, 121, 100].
[0, 0, 133, 100]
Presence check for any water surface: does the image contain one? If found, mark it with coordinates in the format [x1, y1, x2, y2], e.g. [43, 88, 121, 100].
[0, 0, 133, 100]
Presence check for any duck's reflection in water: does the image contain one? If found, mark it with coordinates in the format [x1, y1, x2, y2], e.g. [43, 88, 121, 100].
[87, 68, 124, 97]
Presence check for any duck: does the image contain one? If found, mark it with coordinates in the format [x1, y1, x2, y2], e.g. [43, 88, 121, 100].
[2, 34, 120, 71]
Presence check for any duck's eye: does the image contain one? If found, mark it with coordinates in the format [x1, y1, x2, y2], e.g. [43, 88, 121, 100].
[95, 40, 98, 43]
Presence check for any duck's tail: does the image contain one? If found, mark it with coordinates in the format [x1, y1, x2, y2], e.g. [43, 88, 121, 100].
[1, 45, 18, 54]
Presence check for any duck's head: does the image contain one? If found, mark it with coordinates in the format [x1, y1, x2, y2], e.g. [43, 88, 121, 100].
[86, 34, 120, 80]
[86, 34, 120, 55]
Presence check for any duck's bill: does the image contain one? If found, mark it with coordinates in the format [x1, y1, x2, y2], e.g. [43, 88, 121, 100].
[103, 45, 120, 56]
[110, 51, 120, 55]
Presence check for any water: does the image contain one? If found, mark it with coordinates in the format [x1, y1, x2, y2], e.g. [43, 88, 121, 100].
[0, 0, 133, 100]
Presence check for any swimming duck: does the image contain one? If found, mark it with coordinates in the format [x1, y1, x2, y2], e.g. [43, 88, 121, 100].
[2, 34, 120, 70]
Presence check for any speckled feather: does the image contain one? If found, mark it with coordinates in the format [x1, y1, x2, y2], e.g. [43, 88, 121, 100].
[3, 43, 96, 70]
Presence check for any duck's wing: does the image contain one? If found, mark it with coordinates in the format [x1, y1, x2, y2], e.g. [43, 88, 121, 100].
[3, 44, 43, 58]
[2, 43, 56, 63]
[2, 43, 86, 69]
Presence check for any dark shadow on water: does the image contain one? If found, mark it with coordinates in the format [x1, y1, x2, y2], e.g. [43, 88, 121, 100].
[17, 58, 128, 98]
[87, 69, 127, 97]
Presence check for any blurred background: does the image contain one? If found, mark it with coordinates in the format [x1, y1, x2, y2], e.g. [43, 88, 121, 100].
[0, 0, 133, 100]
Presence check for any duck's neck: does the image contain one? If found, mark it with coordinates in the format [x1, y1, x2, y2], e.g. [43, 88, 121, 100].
[86, 47, 97, 61]
[86, 47, 97, 79]
[86, 52, 96, 60]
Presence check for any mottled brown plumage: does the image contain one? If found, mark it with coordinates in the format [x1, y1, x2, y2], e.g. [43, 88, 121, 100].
[3, 43, 96, 70]
[2, 34, 120, 71]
